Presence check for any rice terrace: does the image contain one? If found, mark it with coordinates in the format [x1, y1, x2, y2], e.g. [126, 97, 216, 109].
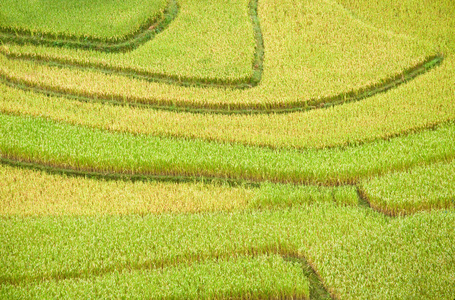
[0, 0, 454, 298]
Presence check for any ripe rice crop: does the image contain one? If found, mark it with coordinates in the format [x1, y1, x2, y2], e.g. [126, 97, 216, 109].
[359, 160, 455, 216]
[0, 0, 168, 42]
[0, 255, 310, 300]
[2, 114, 454, 185]
[0, 56, 453, 149]
[1, 205, 453, 298]
[0, 163, 358, 216]
[0, 0, 436, 102]
[336, 0, 455, 55]
[1, 0, 454, 298]
[0, 164, 252, 216]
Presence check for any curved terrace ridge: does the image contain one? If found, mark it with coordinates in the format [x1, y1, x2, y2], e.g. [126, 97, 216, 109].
[0, 245, 330, 299]
[0, 157, 445, 218]
[0, 0, 179, 53]
[0, 54, 443, 114]
[2, 1, 454, 298]
[2, 115, 453, 217]
[0, 0, 264, 89]
[3, 115, 453, 186]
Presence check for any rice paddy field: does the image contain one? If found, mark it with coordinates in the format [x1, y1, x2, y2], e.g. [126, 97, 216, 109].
[1, 0, 454, 299]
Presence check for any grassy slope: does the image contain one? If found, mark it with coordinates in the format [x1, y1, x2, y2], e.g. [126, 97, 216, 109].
[0, 0, 168, 40]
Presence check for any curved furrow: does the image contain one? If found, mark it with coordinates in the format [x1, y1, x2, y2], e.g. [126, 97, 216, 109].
[0, 54, 442, 114]
[0, 252, 329, 299]
[2, 205, 453, 298]
[0, 0, 178, 53]
[2, 0, 454, 298]
[1, 113, 454, 191]
[0, 0, 263, 89]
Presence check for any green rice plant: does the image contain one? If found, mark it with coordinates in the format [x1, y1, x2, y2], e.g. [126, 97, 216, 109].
[0, 0, 178, 53]
[1, 0, 454, 298]
[0, 0, 168, 42]
[0, 0, 435, 95]
[0, 255, 310, 299]
[1, 114, 454, 185]
[0, 164, 253, 216]
[1, 205, 453, 298]
[335, 0, 455, 55]
[306, 208, 455, 299]
[250, 183, 358, 209]
[359, 160, 455, 216]
[0, 163, 359, 216]
[1, 0, 256, 85]
[0, 0, 452, 151]
[1, 60, 454, 150]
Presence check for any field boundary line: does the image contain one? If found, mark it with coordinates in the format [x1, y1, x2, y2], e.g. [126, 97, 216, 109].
[2, 115, 454, 186]
[2, 154, 453, 217]
[283, 255, 333, 299]
[356, 157, 455, 217]
[0, 157, 261, 188]
[0, 54, 443, 113]
[0, 0, 264, 89]
[0, 0, 179, 53]
[0, 248, 331, 299]
[0, 156, 359, 187]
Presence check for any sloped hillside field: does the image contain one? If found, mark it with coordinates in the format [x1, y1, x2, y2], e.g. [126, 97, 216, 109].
[1, 0, 454, 298]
